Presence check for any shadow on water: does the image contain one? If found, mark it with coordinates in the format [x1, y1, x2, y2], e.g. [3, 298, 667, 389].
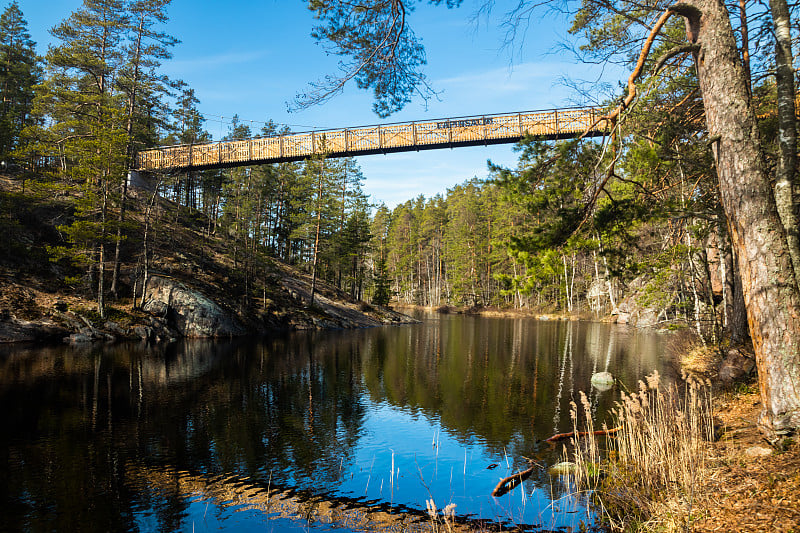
[0, 315, 671, 532]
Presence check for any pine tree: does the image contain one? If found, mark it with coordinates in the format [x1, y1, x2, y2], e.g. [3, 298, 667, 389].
[372, 251, 392, 306]
[110, 0, 177, 296]
[37, 0, 129, 319]
[305, 152, 335, 306]
[0, 1, 40, 161]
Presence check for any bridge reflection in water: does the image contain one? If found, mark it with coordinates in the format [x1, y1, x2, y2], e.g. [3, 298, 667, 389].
[127, 462, 454, 532]
[133, 107, 608, 173]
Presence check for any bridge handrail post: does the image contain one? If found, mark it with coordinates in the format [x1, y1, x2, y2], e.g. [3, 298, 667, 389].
[412, 122, 417, 148]
[312, 131, 316, 156]
[447, 120, 452, 145]
[518, 113, 523, 136]
[483, 115, 487, 145]
[378, 125, 383, 150]
[344, 129, 349, 153]
[280, 134, 284, 158]
[218, 141, 222, 165]
[555, 109, 559, 137]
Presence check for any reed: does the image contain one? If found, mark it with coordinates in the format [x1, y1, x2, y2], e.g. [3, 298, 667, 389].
[567, 371, 714, 531]
[426, 499, 457, 533]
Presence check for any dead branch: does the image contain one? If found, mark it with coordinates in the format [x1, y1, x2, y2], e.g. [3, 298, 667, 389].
[544, 425, 623, 444]
[652, 43, 701, 75]
[571, 7, 679, 237]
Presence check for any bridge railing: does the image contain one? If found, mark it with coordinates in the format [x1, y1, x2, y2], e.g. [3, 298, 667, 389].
[134, 106, 608, 172]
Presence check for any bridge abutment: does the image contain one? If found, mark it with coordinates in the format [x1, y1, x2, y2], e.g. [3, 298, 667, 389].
[128, 170, 158, 192]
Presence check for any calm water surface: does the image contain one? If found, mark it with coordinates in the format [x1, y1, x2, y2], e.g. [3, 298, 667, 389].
[0, 313, 670, 532]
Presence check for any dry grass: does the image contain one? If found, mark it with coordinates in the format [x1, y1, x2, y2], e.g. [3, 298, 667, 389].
[665, 329, 721, 380]
[567, 371, 715, 531]
[680, 345, 721, 380]
[425, 499, 458, 533]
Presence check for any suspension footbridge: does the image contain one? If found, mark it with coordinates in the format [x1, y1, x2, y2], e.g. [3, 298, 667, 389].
[133, 106, 608, 173]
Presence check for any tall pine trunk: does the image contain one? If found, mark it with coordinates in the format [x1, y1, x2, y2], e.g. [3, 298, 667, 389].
[310, 159, 325, 307]
[673, 0, 800, 436]
[111, 17, 144, 299]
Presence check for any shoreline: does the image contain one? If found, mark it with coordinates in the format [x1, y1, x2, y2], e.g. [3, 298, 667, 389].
[391, 302, 638, 325]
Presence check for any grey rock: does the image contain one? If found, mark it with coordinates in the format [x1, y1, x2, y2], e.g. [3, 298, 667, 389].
[744, 446, 772, 458]
[104, 321, 125, 335]
[65, 333, 93, 344]
[548, 461, 577, 475]
[1, 318, 69, 343]
[142, 275, 246, 338]
[635, 309, 660, 328]
[144, 299, 169, 317]
[719, 348, 756, 383]
[133, 325, 153, 340]
[614, 274, 675, 327]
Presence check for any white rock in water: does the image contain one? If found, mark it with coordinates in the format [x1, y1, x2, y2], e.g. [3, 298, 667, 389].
[591, 372, 615, 391]
[548, 461, 577, 475]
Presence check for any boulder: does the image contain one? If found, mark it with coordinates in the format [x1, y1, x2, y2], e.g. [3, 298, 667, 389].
[65, 333, 93, 344]
[634, 308, 661, 328]
[591, 372, 615, 391]
[718, 348, 756, 384]
[615, 275, 672, 327]
[142, 275, 246, 338]
[133, 325, 153, 341]
[104, 321, 125, 335]
[0, 316, 69, 344]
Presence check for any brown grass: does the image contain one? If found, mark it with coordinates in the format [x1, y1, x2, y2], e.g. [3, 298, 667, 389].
[567, 371, 715, 531]
[562, 371, 800, 533]
[689, 385, 800, 533]
[679, 345, 721, 380]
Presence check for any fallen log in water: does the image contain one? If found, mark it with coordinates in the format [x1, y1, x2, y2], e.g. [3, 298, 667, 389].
[544, 425, 623, 444]
[490, 464, 537, 497]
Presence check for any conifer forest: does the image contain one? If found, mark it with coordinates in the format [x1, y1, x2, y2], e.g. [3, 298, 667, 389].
[1, 0, 799, 439]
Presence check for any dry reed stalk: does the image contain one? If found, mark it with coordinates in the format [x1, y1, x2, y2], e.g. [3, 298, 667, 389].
[564, 371, 714, 531]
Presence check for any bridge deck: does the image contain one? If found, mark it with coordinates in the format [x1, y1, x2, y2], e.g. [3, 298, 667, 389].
[134, 106, 608, 172]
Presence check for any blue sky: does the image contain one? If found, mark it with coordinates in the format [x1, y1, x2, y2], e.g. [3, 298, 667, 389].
[19, 0, 624, 207]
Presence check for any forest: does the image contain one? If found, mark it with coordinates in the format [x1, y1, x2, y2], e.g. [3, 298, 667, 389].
[1, 0, 799, 437]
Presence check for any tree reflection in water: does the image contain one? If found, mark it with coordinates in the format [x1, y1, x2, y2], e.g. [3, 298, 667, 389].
[0, 315, 669, 531]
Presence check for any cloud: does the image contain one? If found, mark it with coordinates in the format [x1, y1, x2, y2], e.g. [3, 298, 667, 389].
[166, 50, 272, 76]
[436, 61, 578, 93]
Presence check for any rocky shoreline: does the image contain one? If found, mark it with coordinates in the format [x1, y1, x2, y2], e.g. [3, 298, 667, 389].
[0, 272, 418, 345]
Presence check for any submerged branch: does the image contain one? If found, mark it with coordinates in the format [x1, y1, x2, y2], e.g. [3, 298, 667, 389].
[544, 425, 623, 444]
[491, 462, 538, 497]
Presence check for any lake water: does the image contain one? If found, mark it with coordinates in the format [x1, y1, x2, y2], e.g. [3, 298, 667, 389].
[0, 313, 670, 532]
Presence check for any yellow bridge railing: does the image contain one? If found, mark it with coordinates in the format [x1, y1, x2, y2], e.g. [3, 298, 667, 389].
[134, 106, 608, 172]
